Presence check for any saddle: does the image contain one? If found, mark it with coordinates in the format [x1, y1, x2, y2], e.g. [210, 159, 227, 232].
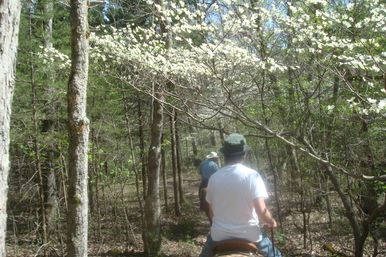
[213, 239, 262, 257]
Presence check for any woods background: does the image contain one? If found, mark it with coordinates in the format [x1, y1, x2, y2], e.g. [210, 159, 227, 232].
[0, 0, 385, 256]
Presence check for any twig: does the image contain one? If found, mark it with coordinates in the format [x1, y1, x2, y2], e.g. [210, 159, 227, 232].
[33, 242, 50, 257]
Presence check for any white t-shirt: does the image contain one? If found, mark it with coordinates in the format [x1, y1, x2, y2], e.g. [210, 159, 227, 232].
[206, 163, 268, 242]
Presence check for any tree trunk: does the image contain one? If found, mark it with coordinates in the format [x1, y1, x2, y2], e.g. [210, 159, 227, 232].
[265, 139, 282, 228]
[175, 112, 184, 204]
[187, 119, 199, 167]
[144, 85, 164, 256]
[41, 0, 59, 239]
[169, 109, 181, 216]
[188, 118, 198, 159]
[322, 77, 340, 229]
[218, 122, 225, 142]
[321, 76, 368, 256]
[290, 148, 309, 248]
[161, 135, 168, 212]
[89, 129, 96, 214]
[324, 164, 362, 255]
[122, 92, 146, 243]
[66, 1, 90, 256]
[28, 4, 48, 245]
[210, 131, 216, 147]
[0, 1, 21, 256]
[137, 98, 147, 199]
[188, 122, 198, 157]
[324, 179, 333, 229]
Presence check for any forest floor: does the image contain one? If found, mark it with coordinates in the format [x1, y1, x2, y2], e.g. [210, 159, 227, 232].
[6, 170, 386, 257]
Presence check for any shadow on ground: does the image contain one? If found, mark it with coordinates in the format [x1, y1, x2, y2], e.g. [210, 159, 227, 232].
[99, 250, 146, 256]
[164, 216, 201, 241]
[99, 250, 194, 257]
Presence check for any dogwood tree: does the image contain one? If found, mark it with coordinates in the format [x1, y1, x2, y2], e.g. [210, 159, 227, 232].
[38, 0, 385, 255]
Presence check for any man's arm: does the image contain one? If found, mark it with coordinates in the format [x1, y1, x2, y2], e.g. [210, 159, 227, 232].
[253, 197, 277, 228]
[207, 203, 213, 225]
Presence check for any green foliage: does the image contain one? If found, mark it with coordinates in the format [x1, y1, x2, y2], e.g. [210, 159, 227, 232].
[73, 194, 82, 206]
[273, 231, 286, 247]
[9, 0, 386, 255]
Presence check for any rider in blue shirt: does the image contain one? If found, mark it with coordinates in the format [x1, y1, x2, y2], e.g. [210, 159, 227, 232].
[199, 152, 220, 222]
[199, 152, 220, 186]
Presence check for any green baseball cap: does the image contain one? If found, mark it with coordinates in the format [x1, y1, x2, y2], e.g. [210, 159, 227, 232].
[220, 133, 250, 156]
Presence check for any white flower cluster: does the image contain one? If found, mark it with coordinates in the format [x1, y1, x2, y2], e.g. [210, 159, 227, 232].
[368, 98, 386, 114]
[37, 46, 71, 70]
[88, 0, 385, 118]
[346, 97, 386, 116]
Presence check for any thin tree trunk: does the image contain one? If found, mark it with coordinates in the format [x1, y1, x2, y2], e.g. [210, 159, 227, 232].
[169, 109, 181, 216]
[188, 121, 198, 157]
[321, 76, 369, 256]
[161, 135, 168, 212]
[88, 93, 97, 215]
[252, 0, 283, 231]
[210, 131, 216, 147]
[322, 77, 339, 230]
[175, 112, 184, 204]
[122, 92, 146, 244]
[60, 154, 68, 211]
[66, 1, 90, 256]
[95, 164, 101, 241]
[28, 4, 48, 245]
[187, 119, 199, 167]
[354, 120, 380, 257]
[0, 1, 22, 256]
[144, 84, 164, 256]
[41, 0, 59, 238]
[265, 139, 282, 227]
[90, 128, 101, 240]
[143, 1, 168, 255]
[307, 210, 312, 251]
[325, 179, 333, 229]
[89, 129, 95, 214]
[258, 72, 282, 229]
[325, 164, 363, 257]
[137, 98, 147, 199]
[218, 122, 225, 142]
[291, 149, 308, 248]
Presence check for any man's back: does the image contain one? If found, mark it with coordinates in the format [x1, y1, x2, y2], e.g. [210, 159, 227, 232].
[206, 163, 268, 242]
[200, 158, 219, 183]
[199, 133, 282, 257]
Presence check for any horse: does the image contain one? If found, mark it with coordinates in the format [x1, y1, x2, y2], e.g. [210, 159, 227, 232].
[212, 239, 264, 257]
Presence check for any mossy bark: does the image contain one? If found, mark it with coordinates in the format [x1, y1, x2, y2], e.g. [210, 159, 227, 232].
[0, 1, 21, 256]
[66, 1, 90, 256]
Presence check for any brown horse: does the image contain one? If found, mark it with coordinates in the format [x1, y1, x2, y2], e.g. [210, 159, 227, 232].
[213, 239, 264, 257]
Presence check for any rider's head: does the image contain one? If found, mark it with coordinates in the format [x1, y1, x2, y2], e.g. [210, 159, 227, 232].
[220, 133, 250, 164]
[206, 151, 219, 160]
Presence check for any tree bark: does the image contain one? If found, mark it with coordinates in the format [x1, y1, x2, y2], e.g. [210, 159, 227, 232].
[161, 135, 168, 212]
[144, 85, 164, 256]
[188, 121, 198, 157]
[66, 1, 90, 256]
[0, 1, 21, 256]
[218, 122, 225, 142]
[41, 0, 59, 236]
[122, 92, 146, 243]
[175, 112, 184, 204]
[170, 109, 181, 216]
[210, 131, 216, 147]
[27, 3, 48, 245]
[137, 98, 147, 199]
[322, 77, 339, 229]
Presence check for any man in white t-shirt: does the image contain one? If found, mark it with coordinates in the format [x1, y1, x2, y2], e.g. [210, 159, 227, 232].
[199, 133, 282, 257]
